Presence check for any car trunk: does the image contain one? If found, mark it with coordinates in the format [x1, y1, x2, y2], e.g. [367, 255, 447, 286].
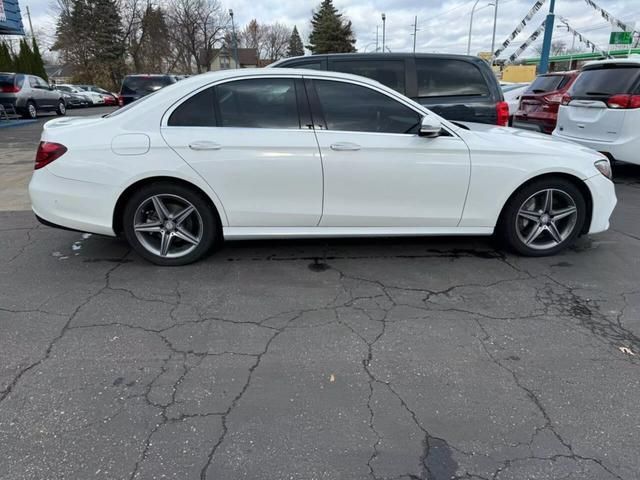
[518, 74, 570, 115]
[559, 65, 640, 142]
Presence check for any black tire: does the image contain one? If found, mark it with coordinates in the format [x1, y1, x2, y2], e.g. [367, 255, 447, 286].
[23, 101, 37, 119]
[498, 177, 586, 257]
[122, 182, 218, 266]
[56, 100, 66, 116]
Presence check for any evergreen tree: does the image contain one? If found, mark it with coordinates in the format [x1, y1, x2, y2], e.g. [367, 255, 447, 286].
[306, 0, 356, 54]
[0, 42, 15, 71]
[31, 38, 48, 81]
[14, 39, 33, 74]
[287, 26, 304, 57]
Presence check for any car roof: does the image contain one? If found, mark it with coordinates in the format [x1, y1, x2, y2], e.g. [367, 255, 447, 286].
[271, 52, 489, 66]
[584, 57, 640, 68]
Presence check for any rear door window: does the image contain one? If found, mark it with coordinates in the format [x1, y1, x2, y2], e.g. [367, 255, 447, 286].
[526, 75, 567, 93]
[416, 58, 489, 98]
[570, 66, 640, 97]
[168, 88, 216, 127]
[328, 59, 406, 94]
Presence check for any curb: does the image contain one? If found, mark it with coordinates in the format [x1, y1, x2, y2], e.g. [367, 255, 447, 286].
[0, 119, 39, 129]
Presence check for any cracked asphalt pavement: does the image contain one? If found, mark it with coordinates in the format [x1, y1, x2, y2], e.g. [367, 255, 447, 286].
[2, 116, 640, 479]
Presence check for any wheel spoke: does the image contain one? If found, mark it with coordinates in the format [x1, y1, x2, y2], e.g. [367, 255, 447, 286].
[552, 206, 577, 222]
[174, 205, 195, 226]
[543, 189, 553, 212]
[525, 224, 545, 245]
[518, 209, 540, 222]
[151, 196, 171, 221]
[548, 222, 563, 244]
[134, 221, 162, 233]
[159, 231, 173, 256]
[174, 226, 199, 246]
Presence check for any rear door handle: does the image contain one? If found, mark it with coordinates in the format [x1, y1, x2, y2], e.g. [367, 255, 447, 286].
[330, 142, 361, 151]
[189, 141, 222, 151]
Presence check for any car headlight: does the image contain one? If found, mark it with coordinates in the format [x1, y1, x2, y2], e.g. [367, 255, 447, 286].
[594, 159, 612, 180]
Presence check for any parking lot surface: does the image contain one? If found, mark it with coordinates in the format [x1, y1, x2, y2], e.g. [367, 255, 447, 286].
[1, 113, 640, 479]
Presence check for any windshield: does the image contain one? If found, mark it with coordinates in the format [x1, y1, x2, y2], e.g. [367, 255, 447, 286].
[571, 66, 640, 97]
[121, 76, 173, 95]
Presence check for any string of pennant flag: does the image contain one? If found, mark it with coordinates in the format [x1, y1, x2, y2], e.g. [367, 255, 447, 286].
[493, 0, 547, 58]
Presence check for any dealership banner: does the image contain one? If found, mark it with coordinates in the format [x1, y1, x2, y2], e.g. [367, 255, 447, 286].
[507, 21, 545, 63]
[0, 0, 26, 35]
[494, 0, 546, 59]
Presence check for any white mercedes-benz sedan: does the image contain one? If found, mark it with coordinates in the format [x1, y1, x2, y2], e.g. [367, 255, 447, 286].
[29, 69, 616, 265]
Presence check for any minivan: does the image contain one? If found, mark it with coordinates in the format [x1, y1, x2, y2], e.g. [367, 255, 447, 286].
[271, 53, 508, 126]
[553, 59, 640, 165]
[0, 73, 66, 118]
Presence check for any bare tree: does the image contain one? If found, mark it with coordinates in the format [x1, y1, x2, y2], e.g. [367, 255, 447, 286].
[262, 22, 290, 62]
[167, 0, 228, 73]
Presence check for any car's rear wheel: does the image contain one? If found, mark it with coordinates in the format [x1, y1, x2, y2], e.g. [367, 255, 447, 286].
[122, 183, 218, 266]
[56, 100, 66, 116]
[499, 178, 586, 256]
[23, 101, 37, 119]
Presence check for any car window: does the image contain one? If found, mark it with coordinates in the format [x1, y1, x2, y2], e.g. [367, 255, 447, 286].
[168, 87, 217, 127]
[571, 66, 640, 97]
[416, 58, 489, 98]
[314, 79, 421, 134]
[0, 73, 15, 88]
[329, 59, 405, 94]
[215, 78, 300, 129]
[29, 76, 39, 88]
[292, 61, 323, 70]
[122, 76, 174, 95]
[526, 75, 566, 93]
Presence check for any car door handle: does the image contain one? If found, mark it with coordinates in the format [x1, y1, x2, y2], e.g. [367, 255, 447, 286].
[188, 141, 222, 151]
[330, 142, 361, 151]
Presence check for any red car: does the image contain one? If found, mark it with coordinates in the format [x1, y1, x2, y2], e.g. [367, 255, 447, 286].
[102, 93, 117, 106]
[513, 71, 578, 134]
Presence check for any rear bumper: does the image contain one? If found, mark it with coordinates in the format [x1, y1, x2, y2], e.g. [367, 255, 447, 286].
[513, 113, 557, 134]
[29, 167, 117, 236]
[552, 132, 640, 166]
[584, 174, 617, 235]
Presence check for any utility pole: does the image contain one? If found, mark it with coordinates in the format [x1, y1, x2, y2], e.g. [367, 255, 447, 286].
[467, 0, 481, 55]
[411, 16, 419, 53]
[25, 5, 34, 39]
[229, 9, 240, 69]
[376, 25, 379, 52]
[490, 0, 499, 63]
[382, 13, 386, 53]
[538, 0, 556, 74]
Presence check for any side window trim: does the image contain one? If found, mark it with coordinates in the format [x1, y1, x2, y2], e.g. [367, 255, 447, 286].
[304, 78, 327, 130]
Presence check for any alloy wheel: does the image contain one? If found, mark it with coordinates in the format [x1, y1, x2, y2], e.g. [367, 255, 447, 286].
[133, 194, 203, 259]
[28, 103, 37, 118]
[515, 188, 578, 251]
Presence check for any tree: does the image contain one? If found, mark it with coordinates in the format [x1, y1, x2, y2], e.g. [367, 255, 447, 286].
[239, 19, 265, 53]
[307, 0, 356, 54]
[129, 4, 171, 72]
[534, 40, 567, 57]
[287, 25, 304, 57]
[263, 23, 290, 62]
[13, 39, 34, 74]
[0, 42, 14, 71]
[31, 38, 48, 81]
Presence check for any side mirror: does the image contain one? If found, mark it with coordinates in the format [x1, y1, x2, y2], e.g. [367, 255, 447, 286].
[419, 117, 443, 138]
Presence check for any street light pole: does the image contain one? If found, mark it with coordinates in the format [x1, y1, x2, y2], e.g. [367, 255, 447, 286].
[382, 13, 386, 53]
[229, 9, 240, 69]
[490, 0, 499, 63]
[467, 0, 481, 55]
[376, 25, 379, 52]
[538, 0, 556, 74]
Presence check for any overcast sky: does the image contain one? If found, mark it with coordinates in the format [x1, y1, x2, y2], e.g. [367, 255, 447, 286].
[26, 0, 639, 60]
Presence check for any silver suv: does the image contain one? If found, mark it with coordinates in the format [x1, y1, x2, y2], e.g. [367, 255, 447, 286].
[0, 73, 66, 119]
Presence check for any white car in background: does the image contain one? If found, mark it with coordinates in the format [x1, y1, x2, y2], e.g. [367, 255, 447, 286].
[553, 58, 640, 165]
[29, 69, 616, 265]
[57, 84, 105, 105]
[501, 82, 530, 119]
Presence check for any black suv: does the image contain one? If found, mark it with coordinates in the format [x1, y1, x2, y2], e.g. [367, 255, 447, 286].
[271, 53, 507, 126]
[118, 74, 177, 106]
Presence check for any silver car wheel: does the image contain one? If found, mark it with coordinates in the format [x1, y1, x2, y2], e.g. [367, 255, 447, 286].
[133, 194, 203, 258]
[515, 188, 578, 251]
[28, 103, 37, 118]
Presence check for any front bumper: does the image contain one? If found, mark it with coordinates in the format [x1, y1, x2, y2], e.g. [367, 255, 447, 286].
[584, 173, 617, 235]
[29, 167, 118, 236]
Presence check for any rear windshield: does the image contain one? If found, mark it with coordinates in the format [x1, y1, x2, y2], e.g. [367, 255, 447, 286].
[570, 66, 640, 97]
[416, 58, 490, 98]
[526, 75, 567, 93]
[121, 76, 174, 95]
[0, 74, 16, 87]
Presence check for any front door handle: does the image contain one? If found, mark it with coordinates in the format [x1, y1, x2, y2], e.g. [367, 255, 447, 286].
[189, 141, 222, 151]
[330, 142, 361, 151]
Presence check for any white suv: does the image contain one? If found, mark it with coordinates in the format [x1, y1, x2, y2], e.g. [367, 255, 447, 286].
[553, 58, 640, 165]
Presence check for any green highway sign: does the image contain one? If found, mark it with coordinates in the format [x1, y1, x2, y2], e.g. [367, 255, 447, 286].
[609, 31, 633, 45]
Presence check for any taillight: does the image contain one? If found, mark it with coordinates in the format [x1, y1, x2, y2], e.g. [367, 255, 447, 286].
[1, 84, 20, 93]
[544, 93, 563, 104]
[496, 101, 509, 127]
[118, 95, 124, 107]
[607, 94, 640, 109]
[35, 141, 67, 170]
[561, 94, 571, 106]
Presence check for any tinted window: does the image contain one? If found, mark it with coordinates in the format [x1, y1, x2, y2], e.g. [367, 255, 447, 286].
[314, 80, 421, 134]
[29, 77, 39, 87]
[526, 75, 566, 93]
[330, 60, 405, 93]
[0, 73, 15, 87]
[215, 78, 300, 129]
[121, 76, 174, 95]
[168, 88, 216, 127]
[571, 66, 640, 96]
[416, 59, 489, 98]
[291, 60, 323, 70]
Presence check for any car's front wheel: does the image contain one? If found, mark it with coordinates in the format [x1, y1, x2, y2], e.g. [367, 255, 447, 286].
[56, 100, 66, 116]
[122, 183, 218, 266]
[499, 178, 586, 256]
